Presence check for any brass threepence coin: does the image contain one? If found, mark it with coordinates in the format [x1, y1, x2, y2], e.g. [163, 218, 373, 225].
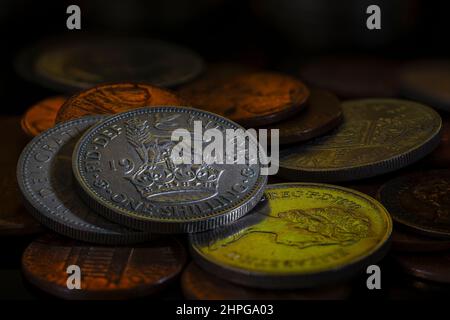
[190, 183, 392, 289]
[378, 170, 450, 239]
[21, 96, 66, 137]
[55, 83, 184, 123]
[17, 116, 152, 244]
[179, 71, 309, 127]
[278, 99, 442, 182]
[22, 234, 186, 299]
[72, 107, 267, 233]
[400, 60, 450, 112]
[181, 262, 352, 300]
[391, 228, 450, 252]
[264, 89, 342, 145]
[16, 37, 204, 92]
[394, 252, 450, 284]
[0, 117, 41, 236]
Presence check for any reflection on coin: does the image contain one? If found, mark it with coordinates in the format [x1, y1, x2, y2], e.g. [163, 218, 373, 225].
[264, 89, 342, 144]
[400, 60, 450, 112]
[17, 116, 152, 244]
[278, 99, 442, 182]
[21, 96, 66, 137]
[16, 37, 204, 92]
[55, 83, 184, 123]
[190, 183, 392, 289]
[394, 252, 450, 284]
[0, 117, 41, 236]
[379, 170, 450, 239]
[72, 107, 267, 233]
[22, 234, 186, 299]
[391, 228, 450, 252]
[181, 262, 352, 300]
[179, 72, 309, 127]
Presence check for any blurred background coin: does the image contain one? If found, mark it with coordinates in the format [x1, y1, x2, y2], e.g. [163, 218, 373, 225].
[391, 228, 450, 253]
[424, 116, 450, 168]
[394, 251, 450, 284]
[20, 96, 65, 137]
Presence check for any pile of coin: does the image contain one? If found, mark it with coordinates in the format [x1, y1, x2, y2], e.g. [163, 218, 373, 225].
[9, 36, 450, 299]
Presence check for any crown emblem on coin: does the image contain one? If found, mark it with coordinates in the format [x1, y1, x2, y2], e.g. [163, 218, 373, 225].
[125, 118, 223, 203]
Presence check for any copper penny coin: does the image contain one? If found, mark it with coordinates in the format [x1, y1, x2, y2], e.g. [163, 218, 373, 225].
[55, 83, 184, 123]
[379, 170, 450, 238]
[0, 117, 41, 236]
[181, 262, 352, 300]
[300, 57, 400, 99]
[391, 227, 450, 252]
[22, 234, 187, 299]
[21, 96, 66, 137]
[400, 60, 450, 112]
[394, 252, 450, 284]
[264, 89, 342, 144]
[179, 71, 309, 127]
[424, 116, 450, 168]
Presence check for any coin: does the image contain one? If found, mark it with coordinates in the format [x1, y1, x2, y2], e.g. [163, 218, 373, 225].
[190, 183, 392, 289]
[22, 234, 186, 299]
[299, 56, 400, 98]
[179, 71, 309, 127]
[21, 96, 66, 137]
[391, 228, 450, 252]
[0, 117, 42, 236]
[264, 89, 342, 144]
[72, 107, 267, 233]
[16, 36, 204, 92]
[378, 170, 450, 239]
[55, 83, 184, 123]
[400, 60, 450, 112]
[424, 116, 450, 168]
[394, 252, 450, 284]
[17, 116, 152, 244]
[278, 99, 442, 182]
[181, 262, 352, 300]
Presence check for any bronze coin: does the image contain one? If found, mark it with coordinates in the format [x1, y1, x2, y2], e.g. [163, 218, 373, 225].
[400, 60, 450, 112]
[0, 117, 41, 236]
[424, 116, 450, 168]
[181, 262, 352, 300]
[394, 252, 450, 284]
[391, 227, 450, 252]
[300, 57, 399, 99]
[22, 234, 187, 299]
[264, 89, 342, 144]
[179, 71, 309, 127]
[379, 170, 450, 238]
[55, 83, 185, 123]
[21, 96, 66, 137]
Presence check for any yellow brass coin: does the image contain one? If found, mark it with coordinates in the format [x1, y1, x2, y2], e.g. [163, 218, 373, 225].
[190, 183, 392, 289]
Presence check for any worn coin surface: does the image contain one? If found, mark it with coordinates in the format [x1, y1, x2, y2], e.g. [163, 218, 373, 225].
[400, 60, 450, 112]
[391, 228, 450, 252]
[379, 170, 450, 239]
[16, 37, 204, 92]
[55, 83, 184, 123]
[179, 72, 309, 127]
[181, 262, 352, 300]
[264, 89, 343, 144]
[17, 116, 152, 244]
[21, 96, 66, 137]
[190, 183, 392, 289]
[72, 107, 267, 233]
[22, 234, 186, 299]
[394, 252, 450, 284]
[278, 99, 442, 182]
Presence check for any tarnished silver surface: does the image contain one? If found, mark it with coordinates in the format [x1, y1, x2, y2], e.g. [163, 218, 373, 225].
[17, 116, 152, 244]
[72, 107, 267, 233]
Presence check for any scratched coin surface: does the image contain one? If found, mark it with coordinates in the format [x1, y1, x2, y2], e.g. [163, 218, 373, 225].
[21, 96, 66, 137]
[72, 107, 267, 233]
[0, 117, 42, 236]
[16, 37, 204, 92]
[179, 72, 309, 127]
[278, 99, 442, 182]
[22, 234, 186, 299]
[17, 116, 152, 244]
[181, 262, 352, 300]
[379, 170, 450, 239]
[394, 252, 450, 284]
[190, 183, 392, 289]
[55, 83, 184, 123]
[264, 89, 343, 144]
